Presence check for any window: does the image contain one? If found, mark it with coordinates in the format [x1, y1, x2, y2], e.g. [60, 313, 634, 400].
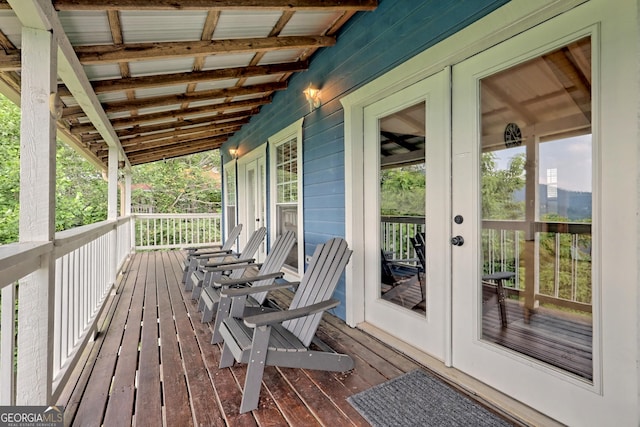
[269, 118, 304, 276]
[224, 160, 237, 237]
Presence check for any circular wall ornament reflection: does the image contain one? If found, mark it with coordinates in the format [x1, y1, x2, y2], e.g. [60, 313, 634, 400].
[503, 122, 522, 148]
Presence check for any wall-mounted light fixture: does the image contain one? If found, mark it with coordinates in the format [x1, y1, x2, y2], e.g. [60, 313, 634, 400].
[229, 148, 238, 159]
[303, 84, 321, 112]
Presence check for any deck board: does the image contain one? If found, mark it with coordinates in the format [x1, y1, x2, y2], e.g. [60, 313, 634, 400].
[102, 251, 148, 425]
[136, 251, 163, 425]
[71, 252, 143, 427]
[157, 252, 193, 427]
[59, 250, 528, 426]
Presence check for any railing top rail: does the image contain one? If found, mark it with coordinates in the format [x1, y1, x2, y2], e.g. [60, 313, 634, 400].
[0, 241, 53, 290]
[482, 220, 591, 234]
[117, 215, 133, 226]
[134, 213, 221, 219]
[380, 215, 425, 225]
[54, 219, 117, 257]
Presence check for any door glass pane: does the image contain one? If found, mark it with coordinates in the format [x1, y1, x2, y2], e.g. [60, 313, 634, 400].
[225, 166, 236, 234]
[379, 102, 426, 314]
[479, 37, 593, 381]
[275, 138, 298, 270]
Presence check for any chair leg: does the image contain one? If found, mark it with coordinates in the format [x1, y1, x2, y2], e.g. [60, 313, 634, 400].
[197, 292, 206, 312]
[201, 306, 214, 323]
[191, 281, 202, 300]
[211, 296, 230, 344]
[184, 259, 197, 290]
[219, 342, 235, 368]
[240, 325, 271, 414]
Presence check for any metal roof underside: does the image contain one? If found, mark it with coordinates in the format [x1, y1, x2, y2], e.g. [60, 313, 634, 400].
[0, 0, 378, 167]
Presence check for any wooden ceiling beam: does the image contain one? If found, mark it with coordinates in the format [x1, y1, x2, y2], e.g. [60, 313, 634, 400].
[97, 127, 237, 157]
[117, 122, 243, 149]
[123, 137, 229, 165]
[52, 0, 378, 12]
[107, 97, 270, 128]
[74, 36, 335, 64]
[62, 81, 284, 119]
[76, 109, 255, 139]
[59, 60, 308, 96]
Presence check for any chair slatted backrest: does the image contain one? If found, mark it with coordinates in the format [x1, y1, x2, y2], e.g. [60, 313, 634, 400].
[190, 224, 242, 256]
[283, 238, 352, 347]
[411, 232, 426, 272]
[222, 224, 243, 252]
[218, 226, 266, 280]
[250, 231, 297, 303]
[238, 227, 267, 264]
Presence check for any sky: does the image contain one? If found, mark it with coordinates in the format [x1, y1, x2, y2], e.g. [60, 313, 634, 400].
[493, 134, 592, 193]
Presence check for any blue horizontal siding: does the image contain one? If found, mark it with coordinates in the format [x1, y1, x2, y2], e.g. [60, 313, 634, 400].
[223, 0, 509, 320]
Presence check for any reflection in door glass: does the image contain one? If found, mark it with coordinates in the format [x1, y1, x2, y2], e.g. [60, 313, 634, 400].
[479, 36, 593, 381]
[378, 102, 426, 315]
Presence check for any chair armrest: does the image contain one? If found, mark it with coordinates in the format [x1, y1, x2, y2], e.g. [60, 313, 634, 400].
[203, 257, 255, 269]
[244, 298, 339, 327]
[205, 261, 257, 273]
[186, 244, 222, 252]
[220, 272, 300, 298]
[194, 249, 233, 259]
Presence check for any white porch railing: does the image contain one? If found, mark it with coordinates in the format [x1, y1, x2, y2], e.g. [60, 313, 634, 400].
[380, 216, 424, 262]
[381, 217, 592, 313]
[134, 213, 222, 250]
[0, 217, 133, 405]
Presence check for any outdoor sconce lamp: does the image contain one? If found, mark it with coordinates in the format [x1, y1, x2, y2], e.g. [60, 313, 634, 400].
[303, 84, 321, 112]
[229, 148, 238, 159]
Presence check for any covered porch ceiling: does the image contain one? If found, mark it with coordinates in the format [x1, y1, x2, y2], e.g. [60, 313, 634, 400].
[0, 0, 377, 167]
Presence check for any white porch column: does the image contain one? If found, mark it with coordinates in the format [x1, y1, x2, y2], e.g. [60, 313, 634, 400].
[124, 171, 135, 253]
[108, 147, 118, 287]
[16, 27, 57, 405]
[124, 171, 132, 216]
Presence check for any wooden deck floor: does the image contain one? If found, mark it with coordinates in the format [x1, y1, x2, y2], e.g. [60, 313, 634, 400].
[58, 250, 519, 426]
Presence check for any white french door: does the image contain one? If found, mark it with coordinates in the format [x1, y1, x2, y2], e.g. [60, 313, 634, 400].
[449, 1, 635, 423]
[237, 145, 266, 262]
[363, 70, 450, 360]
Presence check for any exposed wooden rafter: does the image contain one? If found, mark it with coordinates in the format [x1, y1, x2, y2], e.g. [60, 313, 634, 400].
[67, 62, 306, 97]
[73, 36, 335, 64]
[62, 82, 285, 119]
[0, 0, 378, 165]
[50, 0, 378, 12]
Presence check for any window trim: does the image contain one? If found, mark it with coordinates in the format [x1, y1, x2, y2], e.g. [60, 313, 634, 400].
[268, 118, 304, 278]
[223, 158, 237, 242]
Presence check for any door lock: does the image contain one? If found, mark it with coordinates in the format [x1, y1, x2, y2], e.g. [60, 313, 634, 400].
[450, 235, 464, 246]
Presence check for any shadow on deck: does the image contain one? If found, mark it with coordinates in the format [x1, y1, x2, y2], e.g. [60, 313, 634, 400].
[57, 250, 522, 426]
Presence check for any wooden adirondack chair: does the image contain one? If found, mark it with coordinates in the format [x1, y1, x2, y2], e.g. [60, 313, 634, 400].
[217, 237, 354, 413]
[182, 223, 242, 287]
[199, 230, 296, 327]
[409, 232, 426, 304]
[190, 227, 266, 300]
[380, 249, 420, 300]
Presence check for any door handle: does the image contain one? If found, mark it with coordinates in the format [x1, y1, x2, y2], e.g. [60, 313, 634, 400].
[450, 235, 464, 246]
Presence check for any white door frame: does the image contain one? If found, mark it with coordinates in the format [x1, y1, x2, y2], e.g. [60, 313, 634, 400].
[362, 71, 450, 361]
[449, 1, 637, 423]
[342, 0, 638, 424]
[237, 144, 267, 261]
[341, 0, 586, 338]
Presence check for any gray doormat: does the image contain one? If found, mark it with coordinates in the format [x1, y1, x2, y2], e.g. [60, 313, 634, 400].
[347, 370, 513, 426]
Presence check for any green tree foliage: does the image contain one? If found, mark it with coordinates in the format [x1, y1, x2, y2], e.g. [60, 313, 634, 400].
[481, 151, 526, 220]
[0, 94, 110, 244]
[0, 93, 221, 245]
[0, 96, 20, 243]
[380, 164, 425, 217]
[481, 150, 592, 308]
[132, 152, 221, 213]
[55, 143, 108, 231]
